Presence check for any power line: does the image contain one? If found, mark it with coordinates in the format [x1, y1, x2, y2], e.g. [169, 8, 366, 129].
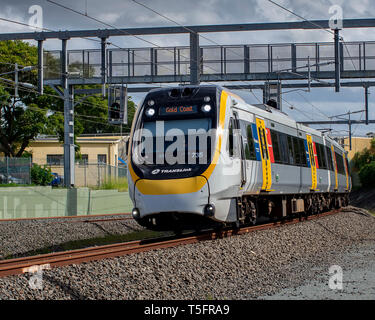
[273, 55, 327, 122]
[0, 15, 179, 87]
[266, 0, 334, 36]
[129, 0, 264, 103]
[0, 16, 103, 45]
[266, 0, 371, 128]
[0, 76, 126, 116]
[0, 81, 126, 128]
[46, 0, 263, 104]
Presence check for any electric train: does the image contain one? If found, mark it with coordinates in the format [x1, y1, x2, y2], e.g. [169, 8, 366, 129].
[127, 85, 351, 231]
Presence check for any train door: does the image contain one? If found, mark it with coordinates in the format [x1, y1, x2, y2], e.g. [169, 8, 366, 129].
[234, 113, 247, 188]
[306, 134, 317, 191]
[331, 145, 338, 191]
[227, 115, 243, 189]
[255, 117, 272, 191]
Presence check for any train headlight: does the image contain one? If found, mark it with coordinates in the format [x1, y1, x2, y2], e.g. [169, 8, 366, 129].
[132, 208, 140, 219]
[201, 104, 211, 113]
[147, 99, 155, 106]
[203, 203, 215, 217]
[204, 96, 211, 102]
[145, 107, 156, 117]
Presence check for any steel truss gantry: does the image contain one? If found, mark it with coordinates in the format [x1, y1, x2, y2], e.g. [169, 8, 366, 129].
[2, 18, 375, 186]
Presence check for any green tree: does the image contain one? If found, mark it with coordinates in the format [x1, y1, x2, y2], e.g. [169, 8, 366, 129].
[358, 162, 375, 188]
[351, 138, 375, 171]
[0, 40, 137, 158]
[351, 138, 375, 188]
[0, 40, 55, 157]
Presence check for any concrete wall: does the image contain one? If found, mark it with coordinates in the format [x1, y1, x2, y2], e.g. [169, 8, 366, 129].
[0, 186, 133, 220]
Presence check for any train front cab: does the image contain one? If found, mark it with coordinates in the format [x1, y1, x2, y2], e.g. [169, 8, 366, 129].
[127, 86, 238, 229]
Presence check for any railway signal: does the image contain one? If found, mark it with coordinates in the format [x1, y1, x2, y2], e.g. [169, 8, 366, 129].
[108, 85, 128, 124]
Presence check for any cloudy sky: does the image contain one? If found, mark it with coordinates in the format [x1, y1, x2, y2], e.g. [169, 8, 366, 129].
[1, 0, 375, 137]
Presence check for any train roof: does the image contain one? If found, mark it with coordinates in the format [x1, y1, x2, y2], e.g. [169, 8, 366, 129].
[144, 85, 345, 153]
[223, 87, 345, 153]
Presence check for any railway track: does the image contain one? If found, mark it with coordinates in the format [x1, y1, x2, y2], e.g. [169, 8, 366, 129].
[0, 213, 131, 223]
[0, 209, 341, 278]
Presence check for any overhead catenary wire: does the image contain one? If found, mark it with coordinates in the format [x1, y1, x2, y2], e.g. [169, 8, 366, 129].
[0, 75, 122, 114]
[266, 0, 334, 36]
[0, 80, 128, 127]
[1, 1, 263, 106]
[0, 16, 103, 45]
[130, 0, 349, 115]
[266, 0, 371, 133]
[125, 0, 264, 104]
[0, 16, 177, 90]
[273, 55, 327, 122]
[128, 0, 265, 103]
[46, 0, 264, 104]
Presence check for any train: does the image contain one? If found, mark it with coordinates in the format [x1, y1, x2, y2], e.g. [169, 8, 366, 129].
[127, 85, 351, 231]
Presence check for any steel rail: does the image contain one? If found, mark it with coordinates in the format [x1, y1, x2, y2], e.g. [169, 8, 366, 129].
[0, 209, 341, 278]
[0, 212, 131, 223]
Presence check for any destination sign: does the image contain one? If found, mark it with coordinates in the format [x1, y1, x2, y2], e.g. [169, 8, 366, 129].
[159, 105, 198, 116]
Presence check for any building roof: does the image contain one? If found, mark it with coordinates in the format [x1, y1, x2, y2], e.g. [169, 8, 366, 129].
[32, 134, 129, 144]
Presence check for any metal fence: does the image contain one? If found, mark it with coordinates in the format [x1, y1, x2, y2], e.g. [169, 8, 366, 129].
[42, 162, 128, 188]
[44, 40, 375, 79]
[0, 157, 32, 185]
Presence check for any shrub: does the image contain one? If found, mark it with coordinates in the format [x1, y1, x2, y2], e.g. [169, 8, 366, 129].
[31, 164, 53, 186]
[358, 162, 375, 188]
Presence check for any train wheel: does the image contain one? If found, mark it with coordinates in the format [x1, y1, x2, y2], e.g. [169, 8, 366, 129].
[233, 221, 241, 229]
[334, 196, 341, 209]
[248, 201, 257, 225]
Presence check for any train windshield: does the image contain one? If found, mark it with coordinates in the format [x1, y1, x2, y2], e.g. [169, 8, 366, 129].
[133, 117, 214, 166]
[130, 86, 219, 178]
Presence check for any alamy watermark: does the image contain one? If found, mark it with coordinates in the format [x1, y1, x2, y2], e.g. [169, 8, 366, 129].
[28, 5, 43, 30]
[329, 4, 343, 30]
[25, 264, 51, 290]
[328, 265, 343, 290]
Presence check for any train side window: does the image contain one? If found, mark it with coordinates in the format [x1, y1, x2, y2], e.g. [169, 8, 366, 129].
[318, 144, 327, 169]
[335, 152, 345, 174]
[299, 138, 307, 166]
[228, 118, 234, 157]
[340, 155, 345, 174]
[270, 130, 281, 163]
[316, 143, 323, 168]
[326, 146, 334, 171]
[279, 133, 289, 164]
[287, 135, 295, 164]
[292, 137, 301, 165]
[245, 125, 257, 160]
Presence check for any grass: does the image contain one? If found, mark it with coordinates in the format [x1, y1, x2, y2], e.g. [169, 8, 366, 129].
[0, 183, 35, 187]
[4, 229, 165, 260]
[92, 177, 128, 192]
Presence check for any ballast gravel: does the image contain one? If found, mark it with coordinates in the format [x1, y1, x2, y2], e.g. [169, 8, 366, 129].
[0, 215, 144, 259]
[0, 207, 374, 300]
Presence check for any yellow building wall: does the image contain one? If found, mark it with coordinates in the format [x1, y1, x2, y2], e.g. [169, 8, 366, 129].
[343, 137, 373, 160]
[28, 142, 63, 165]
[27, 140, 120, 166]
[26, 138, 124, 187]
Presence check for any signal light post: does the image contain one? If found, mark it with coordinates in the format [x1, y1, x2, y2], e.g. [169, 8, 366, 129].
[108, 85, 128, 125]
